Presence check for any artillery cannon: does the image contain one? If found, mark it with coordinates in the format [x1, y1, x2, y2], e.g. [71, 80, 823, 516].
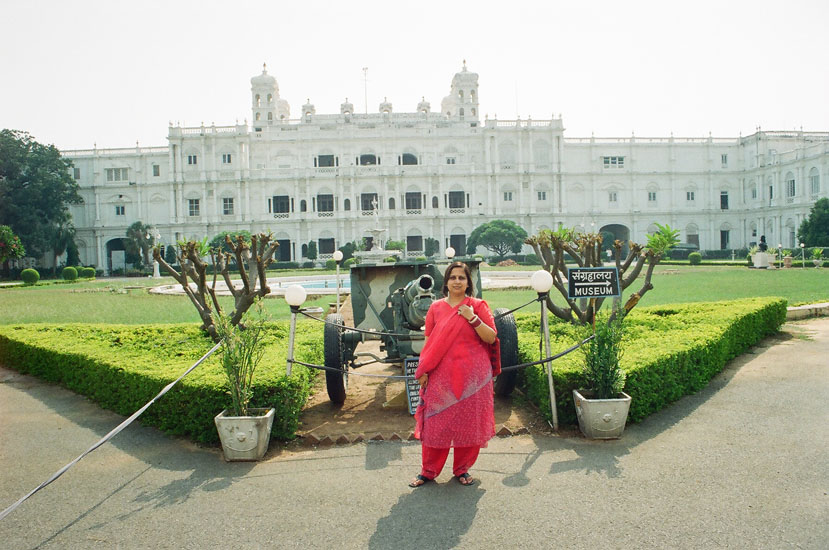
[323, 258, 520, 405]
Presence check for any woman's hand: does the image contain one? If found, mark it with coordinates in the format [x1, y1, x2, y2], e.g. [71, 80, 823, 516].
[457, 304, 475, 321]
[417, 374, 428, 388]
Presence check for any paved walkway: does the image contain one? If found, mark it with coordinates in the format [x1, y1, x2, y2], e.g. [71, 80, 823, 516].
[1, 320, 827, 549]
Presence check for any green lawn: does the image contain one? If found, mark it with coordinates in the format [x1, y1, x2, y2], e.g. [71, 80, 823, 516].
[1, 265, 826, 325]
[482, 264, 829, 313]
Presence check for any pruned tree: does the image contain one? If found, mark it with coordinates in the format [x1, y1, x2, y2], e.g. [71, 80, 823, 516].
[153, 233, 279, 341]
[526, 223, 678, 325]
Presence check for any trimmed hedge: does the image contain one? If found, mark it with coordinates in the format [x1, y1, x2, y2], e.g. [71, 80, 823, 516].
[20, 268, 40, 285]
[62, 266, 78, 281]
[517, 297, 787, 426]
[0, 322, 324, 443]
[79, 266, 96, 279]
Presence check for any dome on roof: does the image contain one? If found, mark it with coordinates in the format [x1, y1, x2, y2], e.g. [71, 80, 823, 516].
[251, 63, 277, 89]
[341, 98, 354, 114]
[417, 97, 431, 113]
[379, 97, 392, 113]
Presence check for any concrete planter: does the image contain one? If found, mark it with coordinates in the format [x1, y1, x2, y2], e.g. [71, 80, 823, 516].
[752, 252, 770, 268]
[783, 256, 793, 268]
[214, 408, 275, 461]
[573, 390, 631, 439]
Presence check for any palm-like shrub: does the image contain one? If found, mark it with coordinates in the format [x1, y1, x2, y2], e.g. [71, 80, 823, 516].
[581, 314, 626, 399]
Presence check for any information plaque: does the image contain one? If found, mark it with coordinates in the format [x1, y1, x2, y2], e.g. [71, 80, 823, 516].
[567, 267, 621, 299]
[404, 357, 421, 415]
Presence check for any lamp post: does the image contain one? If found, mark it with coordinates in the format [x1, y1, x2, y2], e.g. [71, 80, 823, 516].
[800, 243, 805, 269]
[531, 269, 558, 430]
[445, 246, 456, 261]
[778, 244, 783, 269]
[284, 285, 307, 376]
[333, 250, 344, 314]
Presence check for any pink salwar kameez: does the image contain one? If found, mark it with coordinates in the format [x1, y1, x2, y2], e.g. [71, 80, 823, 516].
[414, 296, 499, 478]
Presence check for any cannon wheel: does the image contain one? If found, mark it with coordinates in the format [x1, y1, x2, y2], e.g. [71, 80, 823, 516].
[324, 313, 348, 404]
[493, 308, 519, 397]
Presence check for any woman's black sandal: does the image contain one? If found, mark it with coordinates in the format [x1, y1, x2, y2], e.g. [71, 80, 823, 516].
[409, 474, 434, 488]
[455, 473, 475, 486]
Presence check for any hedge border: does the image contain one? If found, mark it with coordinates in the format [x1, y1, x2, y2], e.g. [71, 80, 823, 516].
[0, 322, 323, 444]
[517, 297, 788, 426]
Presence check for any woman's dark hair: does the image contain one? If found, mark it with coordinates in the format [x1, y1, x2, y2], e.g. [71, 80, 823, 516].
[442, 261, 473, 297]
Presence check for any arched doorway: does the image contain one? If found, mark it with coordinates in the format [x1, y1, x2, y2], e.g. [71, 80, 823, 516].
[106, 238, 128, 273]
[599, 224, 630, 254]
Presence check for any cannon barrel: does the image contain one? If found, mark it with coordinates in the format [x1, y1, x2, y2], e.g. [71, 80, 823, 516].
[403, 274, 435, 303]
[396, 274, 436, 329]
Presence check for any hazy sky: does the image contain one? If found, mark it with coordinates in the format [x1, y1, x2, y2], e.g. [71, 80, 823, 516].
[2, 0, 828, 151]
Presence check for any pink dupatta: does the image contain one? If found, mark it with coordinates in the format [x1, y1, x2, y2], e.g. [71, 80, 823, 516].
[414, 297, 499, 439]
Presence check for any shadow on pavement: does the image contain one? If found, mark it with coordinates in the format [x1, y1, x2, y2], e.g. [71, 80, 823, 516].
[369, 483, 484, 550]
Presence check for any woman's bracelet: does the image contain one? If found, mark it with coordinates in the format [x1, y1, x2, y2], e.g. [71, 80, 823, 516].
[468, 315, 482, 328]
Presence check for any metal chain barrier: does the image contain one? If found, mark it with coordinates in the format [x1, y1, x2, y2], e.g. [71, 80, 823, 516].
[0, 341, 223, 522]
[287, 333, 593, 379]
[297, 295, 543, 336]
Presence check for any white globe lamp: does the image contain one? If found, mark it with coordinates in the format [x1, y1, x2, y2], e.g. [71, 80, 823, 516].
[445, 246, 456, 260]
[531, 270, 554, 294]
[333, 250, 344, 262]
[285, 285, 307, 307]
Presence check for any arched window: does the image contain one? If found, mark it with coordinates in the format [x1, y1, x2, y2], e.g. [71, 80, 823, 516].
[344, 198, 351, 211]
[267, 112, 273, 121]
[459, 90, 464, 99]
[810, 167, 820, 195]
[300, 199, 307, 212]
[389, 197, 396, 210]
[432, 196, 439, 208]
[255, 94, 261, 107]
[255, 112, 261, 121]
[360, 154, 377, 166]
[471, 108, 476, 116]
[401, 153, 418, 165]
[470, 89, 475, 99]
[301, 243, 308, 257]
[459, 108, 465, 118]
[267, 94, 273, 104]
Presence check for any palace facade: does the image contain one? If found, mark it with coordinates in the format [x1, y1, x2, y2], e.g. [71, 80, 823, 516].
[63, 63, 829, 271]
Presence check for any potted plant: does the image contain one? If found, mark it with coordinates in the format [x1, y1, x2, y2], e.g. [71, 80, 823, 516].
[782, 249, 793, 268]
[573, 314, 631, 439]
[812, 248, 824, 268]
[213, 303, 275, 461]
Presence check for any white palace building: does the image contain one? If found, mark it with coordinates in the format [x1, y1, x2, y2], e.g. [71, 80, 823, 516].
[63, 63, 829, 271]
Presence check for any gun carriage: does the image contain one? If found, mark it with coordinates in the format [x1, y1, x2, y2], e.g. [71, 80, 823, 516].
[323, 258, 520, 404]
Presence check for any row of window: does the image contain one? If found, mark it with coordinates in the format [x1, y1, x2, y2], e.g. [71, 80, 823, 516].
[98, 165, 162, 183]
[267, 192, 469, 213]
[111, 189, 754, 218]
[601, 155, 730, 169]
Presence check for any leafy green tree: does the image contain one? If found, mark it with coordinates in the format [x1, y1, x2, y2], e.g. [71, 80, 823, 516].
[467, 220, 529, 258]
[424, 237, 440, 257]
[65, 239, 80, 267]
[306, 240, 318, 260]
[385, 240, 405, 251]
[0, 225, 26, 277]
[51, 222, 75, 271]
[797, 198, 829, 246]
[339, 241, 358, 262]
[164, 245, 177, 264]
[209, 230, 252, 256]
[0, 130, 81, 258]
[125, 221, 156, 268]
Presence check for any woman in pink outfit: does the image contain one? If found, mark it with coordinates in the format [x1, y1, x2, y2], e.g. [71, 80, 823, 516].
[409, 261, 499, 487]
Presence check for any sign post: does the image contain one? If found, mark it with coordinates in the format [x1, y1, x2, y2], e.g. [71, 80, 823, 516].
[567, 267, 621, 300]
[404, 357, 420, 415]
